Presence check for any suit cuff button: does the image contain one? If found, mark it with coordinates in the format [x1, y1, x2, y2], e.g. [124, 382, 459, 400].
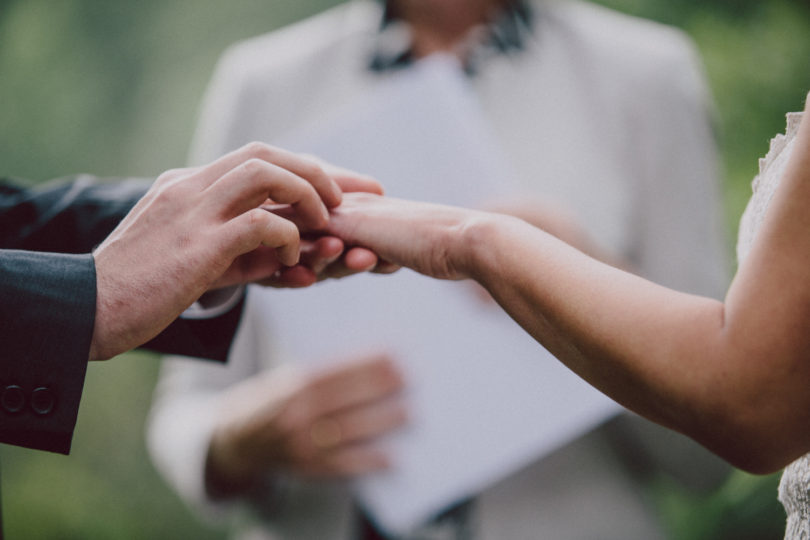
[31, 387, 55, 415]
[1, 385, 25, 413]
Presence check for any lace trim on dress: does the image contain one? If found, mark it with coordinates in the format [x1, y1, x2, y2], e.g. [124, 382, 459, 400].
[737, 112, 804, 264]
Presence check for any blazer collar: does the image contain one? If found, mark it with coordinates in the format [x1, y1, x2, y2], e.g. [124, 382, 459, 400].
[368, 0, 534, 75]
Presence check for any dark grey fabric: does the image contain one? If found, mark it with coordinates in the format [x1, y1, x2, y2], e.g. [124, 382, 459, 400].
[0, 177, 243, 454]
[0, 176, 247, 531]
[0, 175, 150, 254]
[0, 250, 95, 453]
[369, 0, 533, 74]
[0, 176, 144, 454]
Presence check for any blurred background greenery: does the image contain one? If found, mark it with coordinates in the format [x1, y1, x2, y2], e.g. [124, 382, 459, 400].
[0, 0, 808, 538]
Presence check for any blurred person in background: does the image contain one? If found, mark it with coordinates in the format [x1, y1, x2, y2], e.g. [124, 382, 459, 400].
[147, 0, 730, 538]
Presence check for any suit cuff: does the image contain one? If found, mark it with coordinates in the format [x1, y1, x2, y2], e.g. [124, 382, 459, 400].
[0, 251, 94, 454]
[142, 289, 245, 363]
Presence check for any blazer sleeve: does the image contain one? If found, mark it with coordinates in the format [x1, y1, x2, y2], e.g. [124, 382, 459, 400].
[0, 177, 244, 454]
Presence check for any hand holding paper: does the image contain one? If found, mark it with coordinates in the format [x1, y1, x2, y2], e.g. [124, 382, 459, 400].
[262, 57, 619, 536]
[205, 353, 408, 498]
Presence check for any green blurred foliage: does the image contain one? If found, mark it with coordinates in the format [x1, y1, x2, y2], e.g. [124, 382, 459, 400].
[1, 352, 228, 539]
[0, 0, 343, 180]
[653, 471, 785, 540]
[0, 0, 808, 538]
[598, 0, 810, 253]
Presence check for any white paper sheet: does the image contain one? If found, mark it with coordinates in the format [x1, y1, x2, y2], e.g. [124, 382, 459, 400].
[254, 56, 621, 536]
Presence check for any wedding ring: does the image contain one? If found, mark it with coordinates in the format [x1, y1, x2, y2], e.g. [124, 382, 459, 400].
[310, 418, 342, 449]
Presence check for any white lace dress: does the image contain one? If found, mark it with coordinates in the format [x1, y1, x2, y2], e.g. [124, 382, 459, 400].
[736, 111, 806, 539]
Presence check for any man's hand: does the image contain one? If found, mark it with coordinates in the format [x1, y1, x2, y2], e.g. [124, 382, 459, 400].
[237, 166, 395, 288]
[205, 354, 408, 499]
[90, 142, 374, 361]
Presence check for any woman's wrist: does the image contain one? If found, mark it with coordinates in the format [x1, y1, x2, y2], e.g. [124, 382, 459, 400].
[454, 211, 521, 285]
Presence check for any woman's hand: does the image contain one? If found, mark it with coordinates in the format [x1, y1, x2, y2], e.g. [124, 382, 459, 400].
[326, 193, 493, 281]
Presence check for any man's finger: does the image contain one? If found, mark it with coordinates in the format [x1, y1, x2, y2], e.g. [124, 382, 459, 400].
[371, 260, 401, 274]
[219, 208, 301, 266]
[191, 142, 342, 207]
[207, 159, 329, 229]
[299, 236, 345, 274]
[343, 247, 379, 272]
[330, 169, 384, 195]
[298, 154, 384, 197]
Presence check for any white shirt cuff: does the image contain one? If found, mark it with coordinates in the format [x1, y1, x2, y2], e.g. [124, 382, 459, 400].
[181, 285, 245, 320]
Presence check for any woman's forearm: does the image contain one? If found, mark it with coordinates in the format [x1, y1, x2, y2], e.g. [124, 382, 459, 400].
[457, 171, 810, 472]
[460, 216, 730, 441]
[327, 98, 810, 473]
[331, 200, 732, 449]
[328, 153, 810, 473]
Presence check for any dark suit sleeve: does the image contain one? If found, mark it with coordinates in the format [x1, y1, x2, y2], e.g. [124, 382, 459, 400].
[0, 175, 150, 254]
[0, 250, 96, 453]
[0, 177, 243, 453]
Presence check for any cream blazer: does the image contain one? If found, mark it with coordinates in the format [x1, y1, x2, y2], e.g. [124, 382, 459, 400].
[148, 1, 729, 538]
